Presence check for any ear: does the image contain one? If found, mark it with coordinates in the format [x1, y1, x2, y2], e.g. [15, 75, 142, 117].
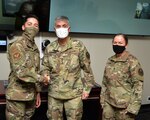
[68, 26, 71, 32]
[54, 27, 56, 32]
[22, 25, 25, 31]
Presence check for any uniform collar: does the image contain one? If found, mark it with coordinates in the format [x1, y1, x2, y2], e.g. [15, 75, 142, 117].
[110, 51, 130, 62]
[54, 37, 72, 52]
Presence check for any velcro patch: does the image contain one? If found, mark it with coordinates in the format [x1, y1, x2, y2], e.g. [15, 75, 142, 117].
[10, 45, 24, 63]
[138, 68, 144, 76]
[12, 52, 21, 61]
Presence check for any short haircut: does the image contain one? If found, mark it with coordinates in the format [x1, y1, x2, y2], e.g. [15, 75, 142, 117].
[113, 33, 128, 45]
[23, 14, 39, 25]
[54, 16, 70, 26]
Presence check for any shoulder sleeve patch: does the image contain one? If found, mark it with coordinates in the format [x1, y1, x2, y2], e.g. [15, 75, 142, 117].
[10, 45, 24, 63]
[86, 52, 90, 59]
[12, 52, 21, 61]
[138, 68, 144, 76]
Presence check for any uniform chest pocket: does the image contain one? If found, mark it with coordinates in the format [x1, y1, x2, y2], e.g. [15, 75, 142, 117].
[25, 53, 39, 68]
[48, 52, 80, 72]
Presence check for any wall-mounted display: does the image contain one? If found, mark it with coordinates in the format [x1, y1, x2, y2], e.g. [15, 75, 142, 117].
[49, 0, 150, 36]
[0, 35, 7, 52]
[1, 0, 50, 31]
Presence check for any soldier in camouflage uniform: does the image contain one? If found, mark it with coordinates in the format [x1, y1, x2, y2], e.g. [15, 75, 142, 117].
[41, 16, 95, 120]
[5, 15, 49, 120]
[100, 33, 144, 120]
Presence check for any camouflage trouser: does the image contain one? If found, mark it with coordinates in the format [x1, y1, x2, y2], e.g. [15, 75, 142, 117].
[47, 96, 83, 120]
[5, 99, 36, 120]
[102, 102, 136, 120]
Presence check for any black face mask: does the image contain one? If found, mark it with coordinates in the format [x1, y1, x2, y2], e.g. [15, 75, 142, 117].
[113, 45, 126, 54]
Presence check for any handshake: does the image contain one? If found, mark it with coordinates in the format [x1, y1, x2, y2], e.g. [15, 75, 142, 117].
[43, 74, 50, 85]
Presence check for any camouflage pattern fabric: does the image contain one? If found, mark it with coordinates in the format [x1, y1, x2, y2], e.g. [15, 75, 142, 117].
[47, 96, 83, 120]
[6, 32, 41, 101]
[100, 51, 144, 119]
[42, 37, 95, 99]
[102, 102, 135, 120]
[6, 99, 35, 120]
[42, 37, 94, 119]
[5, 32, 41, 119]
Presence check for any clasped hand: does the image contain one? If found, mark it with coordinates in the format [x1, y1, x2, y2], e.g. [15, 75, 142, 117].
[43, 74, 50, 85]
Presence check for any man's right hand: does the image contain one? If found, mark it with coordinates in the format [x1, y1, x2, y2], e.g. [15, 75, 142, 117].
[43, 74, 50, 85]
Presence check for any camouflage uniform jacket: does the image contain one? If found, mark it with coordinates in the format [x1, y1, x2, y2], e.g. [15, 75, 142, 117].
[100, 51, 144, 115]
[6, 32, 41, 101]
[42, 37, 94, 99]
